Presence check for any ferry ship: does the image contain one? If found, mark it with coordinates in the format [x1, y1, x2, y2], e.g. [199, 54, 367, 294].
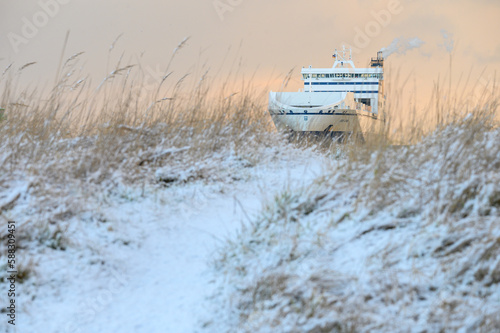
[269, 47, 385, 141]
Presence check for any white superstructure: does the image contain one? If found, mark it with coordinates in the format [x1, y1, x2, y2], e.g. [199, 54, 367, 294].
[269, 47, 385, 140]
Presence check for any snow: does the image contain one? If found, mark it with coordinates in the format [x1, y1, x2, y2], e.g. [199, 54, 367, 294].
[2, 121, 499, 333]
[4, 145, 326, 333]
[207, 124, 500, 332]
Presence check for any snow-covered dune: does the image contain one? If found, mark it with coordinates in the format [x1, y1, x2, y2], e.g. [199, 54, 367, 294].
[209, 120, 500, 333]
[0, 135, 327, 332]
[1, 67, 498, 332]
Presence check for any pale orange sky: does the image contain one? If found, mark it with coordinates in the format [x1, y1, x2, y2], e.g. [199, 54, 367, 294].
[1, 0, 499, 114]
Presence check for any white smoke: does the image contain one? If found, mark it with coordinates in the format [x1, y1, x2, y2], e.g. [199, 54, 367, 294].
[380, 37, 425, 58]
[440, 29, 455, 53]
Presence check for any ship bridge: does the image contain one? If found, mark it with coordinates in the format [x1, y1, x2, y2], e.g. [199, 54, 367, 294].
[300, 48, 384, 113]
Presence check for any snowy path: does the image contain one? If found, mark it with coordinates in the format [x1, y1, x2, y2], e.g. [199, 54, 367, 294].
[23, 155, 326, 333]
[86, 184, 265, 333]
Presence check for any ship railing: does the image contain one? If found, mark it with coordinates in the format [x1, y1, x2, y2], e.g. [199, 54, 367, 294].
[370, 58, 384, 67]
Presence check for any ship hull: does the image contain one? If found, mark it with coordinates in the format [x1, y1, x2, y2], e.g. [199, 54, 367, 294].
[268, 91, 384, 141]
[271, 112, 384, 141]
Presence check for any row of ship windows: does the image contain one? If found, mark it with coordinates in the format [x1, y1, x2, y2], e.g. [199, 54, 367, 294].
[303, 73, 383, 79]
[307, 82, 379, 85]
[312, 90, 379, 94]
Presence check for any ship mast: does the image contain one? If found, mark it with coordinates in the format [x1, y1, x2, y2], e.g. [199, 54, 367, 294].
[333, 46, 355, 68]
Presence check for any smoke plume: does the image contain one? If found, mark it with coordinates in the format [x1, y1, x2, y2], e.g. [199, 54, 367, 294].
[380, 37, 425, 58]
[440, 29, 455, 53]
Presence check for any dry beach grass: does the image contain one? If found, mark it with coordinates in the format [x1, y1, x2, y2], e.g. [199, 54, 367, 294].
[0, 47, 279, 274]
[211, 92, 500, 332]
[0, 44, 499, 332]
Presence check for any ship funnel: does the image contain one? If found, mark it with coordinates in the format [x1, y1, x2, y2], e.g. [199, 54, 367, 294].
[370, 51, 384, 68]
